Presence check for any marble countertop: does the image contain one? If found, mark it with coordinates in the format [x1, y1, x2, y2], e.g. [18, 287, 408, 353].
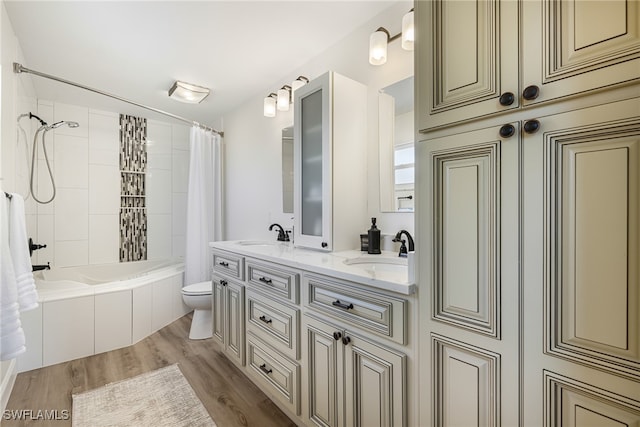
[209, 240, 416, 295]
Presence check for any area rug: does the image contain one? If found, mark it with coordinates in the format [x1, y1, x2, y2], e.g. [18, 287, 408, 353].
[72, 364, 216, 427]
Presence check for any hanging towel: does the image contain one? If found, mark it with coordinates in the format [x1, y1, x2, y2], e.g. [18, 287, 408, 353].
[8, 193, 38, 312]
[0, 195, 27, 360]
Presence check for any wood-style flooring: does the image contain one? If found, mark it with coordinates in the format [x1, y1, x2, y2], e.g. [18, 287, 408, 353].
[4, 314, 296, 427]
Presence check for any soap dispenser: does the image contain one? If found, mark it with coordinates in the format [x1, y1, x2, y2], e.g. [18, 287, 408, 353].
[367, 217, 381, 254]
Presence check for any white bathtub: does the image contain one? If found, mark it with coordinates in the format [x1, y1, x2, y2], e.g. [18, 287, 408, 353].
[19, 258, 190, 373]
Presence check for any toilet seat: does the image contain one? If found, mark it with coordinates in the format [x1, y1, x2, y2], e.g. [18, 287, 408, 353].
[182, 281, 212, 296]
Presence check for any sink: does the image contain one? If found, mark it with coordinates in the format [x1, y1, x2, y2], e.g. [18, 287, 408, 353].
[237, 240, 277, 246]
[343, 256, 408, 274]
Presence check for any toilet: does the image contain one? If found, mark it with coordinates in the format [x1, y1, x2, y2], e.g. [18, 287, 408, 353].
[181, 281, 213, 339]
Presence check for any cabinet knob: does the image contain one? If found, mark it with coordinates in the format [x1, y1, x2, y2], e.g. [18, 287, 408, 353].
[341, 336, 351, 345]
[499, 124, 515, 138]
[321, 242, 328, 248]
[522, 85, 540, 100]
[499, 92, 515, 106]
[523, 119, 541, 134]
[333, 331, 342, 341]
[220, 280, 227, 287]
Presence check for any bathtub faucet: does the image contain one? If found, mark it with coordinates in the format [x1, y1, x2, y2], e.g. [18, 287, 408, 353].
[28, 237, 47, 256]
[32, 262, 51, 272]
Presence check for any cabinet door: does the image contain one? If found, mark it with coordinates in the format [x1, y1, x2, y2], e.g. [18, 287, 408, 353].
[343, 332, 406, 427]
[294, 73, 332, 251]
[522, 98, 640, 425]
[522, 0, 640, 105]
[305, 316, 342, 427]
[417, 123, 520, 426]
[416, 0, 519, 132]
[224, 280, 245, 366]
[212, 276, 225, 345]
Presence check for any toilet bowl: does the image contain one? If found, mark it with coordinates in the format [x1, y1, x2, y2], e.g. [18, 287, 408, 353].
[181, 281, 212, 339]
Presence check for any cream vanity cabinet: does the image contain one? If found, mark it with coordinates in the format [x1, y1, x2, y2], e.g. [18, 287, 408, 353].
[415, 0, 640, 131]
[293, 71, 367, 251]
[303, 274, 408, 427]
[211, 250, 245, 367]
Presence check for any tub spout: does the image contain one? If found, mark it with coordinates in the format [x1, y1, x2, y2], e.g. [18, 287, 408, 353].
[32, 263, 50, 272]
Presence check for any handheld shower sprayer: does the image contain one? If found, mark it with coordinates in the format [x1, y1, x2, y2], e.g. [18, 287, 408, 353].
[46, 121, 79, 130]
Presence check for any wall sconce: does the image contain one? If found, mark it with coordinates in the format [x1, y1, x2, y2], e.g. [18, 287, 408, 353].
[369, 8, 414, 66]
[264, 76, 309, 118]
[263, 93, 277, 117]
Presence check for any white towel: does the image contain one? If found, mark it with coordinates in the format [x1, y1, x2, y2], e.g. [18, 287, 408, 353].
[0, 195, 26, 360]
[8, 193, 38, 312]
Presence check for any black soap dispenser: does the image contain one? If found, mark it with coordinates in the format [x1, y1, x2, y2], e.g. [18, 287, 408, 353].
[367, 217, 381, 255]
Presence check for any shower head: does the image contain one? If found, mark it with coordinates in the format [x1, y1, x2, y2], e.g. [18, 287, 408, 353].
[45, 121, 80, 130]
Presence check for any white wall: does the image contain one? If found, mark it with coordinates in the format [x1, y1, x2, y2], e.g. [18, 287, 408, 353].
[221, 1, 414, 247]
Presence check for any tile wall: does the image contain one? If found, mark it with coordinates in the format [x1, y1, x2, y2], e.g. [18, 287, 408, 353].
[30, 101, 189, 267]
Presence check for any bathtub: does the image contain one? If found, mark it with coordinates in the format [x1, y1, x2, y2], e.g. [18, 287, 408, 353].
[19, 258, 190, 373]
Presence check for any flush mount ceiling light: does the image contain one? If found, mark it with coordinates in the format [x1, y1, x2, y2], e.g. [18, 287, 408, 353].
[369, 8, 414, 66]
[168, 81, 210, 104]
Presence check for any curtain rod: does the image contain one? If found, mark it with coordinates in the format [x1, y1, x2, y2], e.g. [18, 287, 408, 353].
[13, 62, 223, 137]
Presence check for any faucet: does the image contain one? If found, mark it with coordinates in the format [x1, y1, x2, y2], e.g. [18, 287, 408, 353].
[28, 238, 47, 256]
[392, 230, 415, 257]
[32, 262, 51, 272]
[268, 223, 290, 242]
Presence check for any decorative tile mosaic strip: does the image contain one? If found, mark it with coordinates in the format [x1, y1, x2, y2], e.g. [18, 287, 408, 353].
[119, 114, 147, 262]
[119, 208, 147, 262]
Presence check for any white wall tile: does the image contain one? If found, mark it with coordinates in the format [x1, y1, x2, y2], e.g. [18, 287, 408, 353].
[54, 188, 88, 240]
[36, 214, 54, 265]
[95, 290, 132, 353]
[88, 111, 119, 166]
[172, 233, 185, 258]
[147, 169, 172, 214]
[54, 135, 88, 189]
[42, 296, 94, 366]
[53, 102, 89, 138]
[89, 215, 119, 265]
[172, 150, 189, 193]
[147, 121, 172, 171]
[35, 160, 55, 213]
[172, 192, 187, 237]
[36, 101, 54, 129]
[54, 240, 88, 267]
[89, 164, 119, 215]
[147, 214, 172, 260]
[172, 124, 190, 151]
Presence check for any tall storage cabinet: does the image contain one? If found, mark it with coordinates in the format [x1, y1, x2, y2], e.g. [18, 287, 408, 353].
[416, 0, 640, 425]
[293, 71, 367, 252]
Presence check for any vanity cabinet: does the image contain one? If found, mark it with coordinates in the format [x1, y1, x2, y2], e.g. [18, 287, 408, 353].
[305, 315, 406, 427]
[416, 0, 640, 131]
[293, 71, 367, 252]
[212, 274, 245, 367]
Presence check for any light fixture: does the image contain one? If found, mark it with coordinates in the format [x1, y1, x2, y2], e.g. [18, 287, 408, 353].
[369, 9, 414, 66]
[277, 85, 292, 111]
[263, 93, 277, 117]
[168, 81, 210, 104]
[291, 76, 309, 94]
[369, 27, 390, 65]
[402, 9, 414, 51]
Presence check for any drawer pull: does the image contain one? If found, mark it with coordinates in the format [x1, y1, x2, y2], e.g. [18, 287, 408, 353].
[259, 364, 272, 375]
[218, 261, 229, 267]
[332, 300, 354, 310]
[259, 315, 273, 324]
[259, 276, 273, 285]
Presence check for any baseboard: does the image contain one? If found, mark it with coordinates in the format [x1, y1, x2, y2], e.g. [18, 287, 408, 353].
[0, 359, 17, 413]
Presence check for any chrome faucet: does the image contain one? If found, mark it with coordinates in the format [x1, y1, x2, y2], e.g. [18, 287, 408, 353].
[268, 223, 290, 242]
[392, 230, 415, 257]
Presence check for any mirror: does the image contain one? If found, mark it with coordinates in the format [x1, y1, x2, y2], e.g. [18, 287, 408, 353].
[282, 126, 294, 213]
[378, 76, 415, 212]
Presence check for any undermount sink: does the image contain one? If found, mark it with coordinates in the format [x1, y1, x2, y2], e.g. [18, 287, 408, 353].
[343, 256, 408, 274]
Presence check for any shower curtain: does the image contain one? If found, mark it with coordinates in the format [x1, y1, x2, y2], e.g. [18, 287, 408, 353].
[184, 127, 222, 285]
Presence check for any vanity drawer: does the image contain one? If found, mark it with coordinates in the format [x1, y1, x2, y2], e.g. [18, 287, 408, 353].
[212, 250, 244, 280]
[246, 259, 299, 304]
[246, 332, 300, 415]
[305, 274, 407, 345]
[246, 290, 299, 360]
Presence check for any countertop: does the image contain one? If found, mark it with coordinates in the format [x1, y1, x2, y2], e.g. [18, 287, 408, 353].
[209, 240, 416, 295]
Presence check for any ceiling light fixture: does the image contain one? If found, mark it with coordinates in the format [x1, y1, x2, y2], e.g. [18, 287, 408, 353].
[369, 8, 414, 66]
[168, 81, 210, 104]
[263, 93, 277, 117]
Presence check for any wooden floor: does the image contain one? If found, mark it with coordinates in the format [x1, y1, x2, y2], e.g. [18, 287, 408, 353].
[4, 314, 296, 427]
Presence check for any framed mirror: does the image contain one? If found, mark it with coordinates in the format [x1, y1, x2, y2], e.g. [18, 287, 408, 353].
[378, 76, 414, 212]
[282, 126, 294, 213]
